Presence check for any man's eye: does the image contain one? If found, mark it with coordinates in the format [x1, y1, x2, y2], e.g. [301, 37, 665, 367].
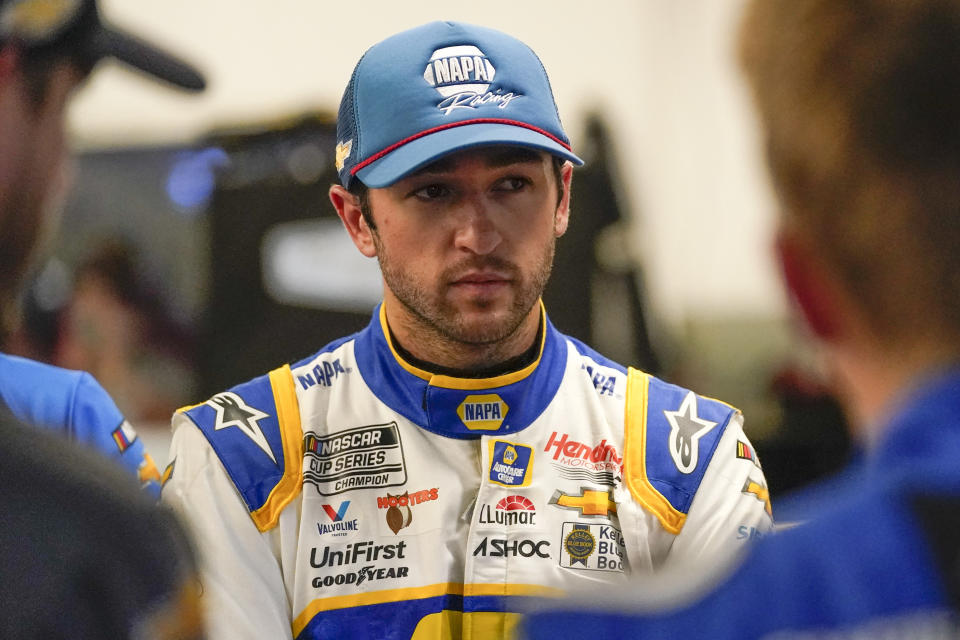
[494, 177, 529, 192]
[413, 184, 450, 199]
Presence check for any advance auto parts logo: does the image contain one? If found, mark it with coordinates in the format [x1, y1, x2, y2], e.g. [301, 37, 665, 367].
[457, 393, 508, 431]
[377, 487, 439, 535]
[560, 522, 625, 572]
[422, 44, 519, 115]
[477, 495, 537, 527]
[304, 423, 406, 496]
[488, 440, 533, 487]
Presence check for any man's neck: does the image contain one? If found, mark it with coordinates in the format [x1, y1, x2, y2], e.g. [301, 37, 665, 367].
[835, 341, 960, 448]
[383, 301, 543, 375]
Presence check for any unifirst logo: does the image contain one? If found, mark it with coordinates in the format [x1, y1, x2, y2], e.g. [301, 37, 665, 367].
[423, 44, 519, 115]
[457, 394, 508, 431]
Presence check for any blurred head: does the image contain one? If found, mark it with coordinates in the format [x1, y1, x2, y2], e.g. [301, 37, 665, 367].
[739, 0, 960, 356]
[0, 0, 204, 334]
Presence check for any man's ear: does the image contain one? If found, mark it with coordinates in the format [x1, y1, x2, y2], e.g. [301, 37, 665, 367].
[329, 184, 377, 258]
[554, 161, 573, 237]
[775, 228, 842, 341]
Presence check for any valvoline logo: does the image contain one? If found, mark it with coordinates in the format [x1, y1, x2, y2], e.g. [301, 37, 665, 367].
[457, 393, 508, 431]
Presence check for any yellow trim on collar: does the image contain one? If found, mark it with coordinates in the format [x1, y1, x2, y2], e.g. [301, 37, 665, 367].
[623, 367, 687, 535]
[379, 301, 547, 390]
[292, 582, 564, 638]
[249, 364, 304, 532]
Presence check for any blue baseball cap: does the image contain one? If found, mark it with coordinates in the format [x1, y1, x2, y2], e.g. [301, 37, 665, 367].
[335, 21, 583, 189]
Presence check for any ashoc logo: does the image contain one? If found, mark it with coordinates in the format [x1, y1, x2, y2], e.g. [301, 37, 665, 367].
[473, 537, 550, 559]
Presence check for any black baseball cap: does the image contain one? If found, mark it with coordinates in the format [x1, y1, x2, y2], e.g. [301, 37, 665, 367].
[0, 0, 204, 91]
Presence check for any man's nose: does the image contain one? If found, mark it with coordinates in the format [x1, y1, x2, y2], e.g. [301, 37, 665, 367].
[453, 196, 502, 255]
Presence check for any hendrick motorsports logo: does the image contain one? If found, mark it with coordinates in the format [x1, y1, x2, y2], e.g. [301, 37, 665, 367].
[303, 423, 406, 496]
[559, 522, 625, 572]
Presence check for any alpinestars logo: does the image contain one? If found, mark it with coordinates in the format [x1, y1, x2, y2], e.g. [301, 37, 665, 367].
[423, 44, 519, 115]
[664, 391, 717, 474]
[209, 393, 275, 463]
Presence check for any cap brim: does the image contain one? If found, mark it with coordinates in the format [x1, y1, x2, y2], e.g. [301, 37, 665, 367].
[87, 24, 205, 92]
[354, 123, 583, 188]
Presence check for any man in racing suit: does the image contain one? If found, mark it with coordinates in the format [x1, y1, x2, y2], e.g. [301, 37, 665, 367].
[162, 21, 772, 640]
[521, 0, 960, 637]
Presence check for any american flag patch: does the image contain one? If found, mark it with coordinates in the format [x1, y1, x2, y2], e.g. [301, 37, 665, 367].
[111, 421, 138, 453]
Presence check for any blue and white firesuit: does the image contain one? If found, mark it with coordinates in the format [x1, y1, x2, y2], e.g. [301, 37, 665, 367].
[163, 304, 772, 639]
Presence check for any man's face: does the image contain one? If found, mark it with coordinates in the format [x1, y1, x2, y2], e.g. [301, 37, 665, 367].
[0, 59, 83, 307]
[366, 146, 570, 347]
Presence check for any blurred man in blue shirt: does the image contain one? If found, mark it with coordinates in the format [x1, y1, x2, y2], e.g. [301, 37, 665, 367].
[522, 0, 960, 637]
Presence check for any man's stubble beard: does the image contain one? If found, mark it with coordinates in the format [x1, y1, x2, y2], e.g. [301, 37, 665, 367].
[373, 231, 555, 348]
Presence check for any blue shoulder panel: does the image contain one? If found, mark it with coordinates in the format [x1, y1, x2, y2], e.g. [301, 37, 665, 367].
[644, 376, 735, 513]
[182, 365, 304, 530]
[182, 372, 288, 515]
[624, 369, 736, 533]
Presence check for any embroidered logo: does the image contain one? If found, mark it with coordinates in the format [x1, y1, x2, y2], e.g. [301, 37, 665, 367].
[335, 139, 352, 171]
[457, 394, 508, 431]
[422, 44, 519, 115]
[488, 440, 533, 487]
[209, 392, 275, 463]
[111, 420, 138, 453]
[549, 487, 617, 518]
[663, 391, 717, 474]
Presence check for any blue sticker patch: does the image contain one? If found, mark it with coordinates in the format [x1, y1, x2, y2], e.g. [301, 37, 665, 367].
[488, 440, 533, 487]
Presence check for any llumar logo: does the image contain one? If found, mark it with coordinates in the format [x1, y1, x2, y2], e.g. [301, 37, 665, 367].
[457, 394, 508, 431]
[376, 488, 439, 535]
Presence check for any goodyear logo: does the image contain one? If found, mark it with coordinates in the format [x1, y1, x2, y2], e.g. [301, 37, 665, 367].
[457, 394, 508, 431]
[488, 440, 533, 487]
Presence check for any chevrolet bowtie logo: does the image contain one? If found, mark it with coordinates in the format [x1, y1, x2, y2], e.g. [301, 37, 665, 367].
[742, 478, 772, 518]
[335, 139, 353, 171]
[549, 488, 617, 517]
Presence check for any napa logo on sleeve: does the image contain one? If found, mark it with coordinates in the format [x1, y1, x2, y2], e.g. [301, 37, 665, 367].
[422, 44, 519, 114]
[457, 394, 508, 431]
[488, 439, 533, 487]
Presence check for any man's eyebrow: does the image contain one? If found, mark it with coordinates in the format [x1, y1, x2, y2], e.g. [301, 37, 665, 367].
[411, 147, 544, 176]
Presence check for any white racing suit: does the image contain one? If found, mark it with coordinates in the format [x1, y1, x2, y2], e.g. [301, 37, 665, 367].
[163, 304, 772, 639]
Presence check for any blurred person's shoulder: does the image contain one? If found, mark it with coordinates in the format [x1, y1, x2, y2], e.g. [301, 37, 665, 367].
[0, 408, 202, 639]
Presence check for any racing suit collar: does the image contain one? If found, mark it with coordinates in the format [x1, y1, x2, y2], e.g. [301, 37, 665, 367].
[354, 302, 567, 439]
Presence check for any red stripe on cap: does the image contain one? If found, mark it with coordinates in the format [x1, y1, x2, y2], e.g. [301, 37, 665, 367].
[350, 118, 572, 175]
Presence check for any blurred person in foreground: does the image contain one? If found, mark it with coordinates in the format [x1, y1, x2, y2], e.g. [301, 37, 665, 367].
[0, 0, 205, 636]
[162, 20, 772, 640]
[0, 0, 202, 497]
[521, 0, 960, 637]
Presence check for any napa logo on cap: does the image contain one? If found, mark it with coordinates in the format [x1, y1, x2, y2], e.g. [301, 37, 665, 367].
[457, 394, 508, 431]
[423, 44, 519, 114]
